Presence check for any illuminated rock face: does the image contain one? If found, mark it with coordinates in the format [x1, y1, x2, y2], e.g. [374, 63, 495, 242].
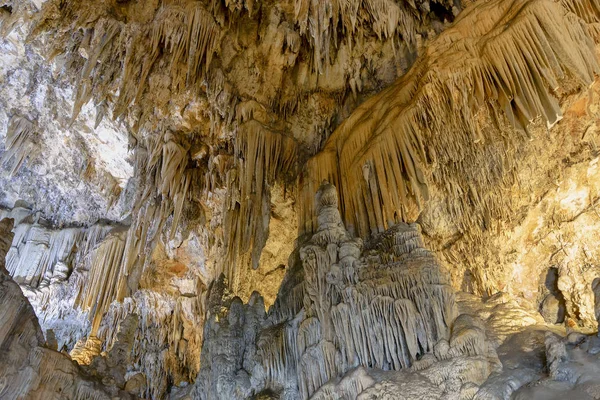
[3, 0, 600, 398]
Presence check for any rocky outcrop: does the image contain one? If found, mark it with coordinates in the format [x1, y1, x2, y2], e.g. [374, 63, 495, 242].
[506, 314, 600, 399]
[0, 206, 206, 399]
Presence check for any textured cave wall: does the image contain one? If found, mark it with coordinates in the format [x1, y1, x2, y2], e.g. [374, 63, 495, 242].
[0, 205, 207, 399]
[0, 4, 133, 225]
[429, 79, 600, 330]
[422, 58, 600, 331]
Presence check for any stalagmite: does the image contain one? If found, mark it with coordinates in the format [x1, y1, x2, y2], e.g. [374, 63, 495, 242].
[293, 183, 459, 397]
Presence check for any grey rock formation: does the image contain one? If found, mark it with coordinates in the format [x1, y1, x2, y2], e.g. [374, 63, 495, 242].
[540, 293, 566, 325]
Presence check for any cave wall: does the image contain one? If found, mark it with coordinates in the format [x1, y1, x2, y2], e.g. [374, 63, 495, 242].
[428, 76, 600, 331]
[0, 206, 206, 399]
[0, 8, 132, 225]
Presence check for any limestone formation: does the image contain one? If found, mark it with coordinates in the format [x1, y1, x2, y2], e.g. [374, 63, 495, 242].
[0, 115, 38, 175]
[3, 0, 600, 398]
[301, 0, 600, 238]
[0, 206, 205, 399]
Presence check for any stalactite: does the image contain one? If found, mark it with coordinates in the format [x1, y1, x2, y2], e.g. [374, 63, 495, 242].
[1, 115, 38, 175]
[75, 229, 127, 335]
[36, 0, 222, 122]
[561, 0, 600, 39]
[0, 218, 134, 400]
[293, 0, 431, 73]
[223, 120, 298, 291]
[300, 0, 600, 239]
[94, 289, 204, 400]
[93, 129, 196, 326]
[44, 170, 191, 359]
[1, 207, 114, 294]
[6, 225, 82, 287]
[71, 19, 124, 123]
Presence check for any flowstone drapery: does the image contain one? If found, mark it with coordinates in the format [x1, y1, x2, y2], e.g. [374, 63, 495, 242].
[300, 0, 600, 239]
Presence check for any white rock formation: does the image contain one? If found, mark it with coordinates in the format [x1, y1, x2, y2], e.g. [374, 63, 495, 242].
[0, 217, 136, 399]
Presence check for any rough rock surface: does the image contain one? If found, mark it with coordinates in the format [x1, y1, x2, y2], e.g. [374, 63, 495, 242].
[0, 17, 133, 225]
[0, 207, 206, 399]
[3, 0, 600, 398]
